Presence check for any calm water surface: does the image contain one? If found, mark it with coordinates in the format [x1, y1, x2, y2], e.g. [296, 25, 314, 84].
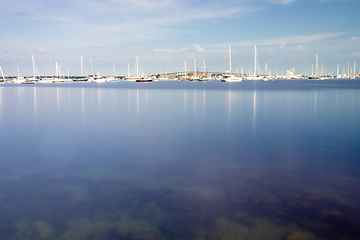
[0, 80, 359, 240]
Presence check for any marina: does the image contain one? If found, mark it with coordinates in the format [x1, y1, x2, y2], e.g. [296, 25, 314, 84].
[1, 49, 359, 84]
[1, 0, 360, 239]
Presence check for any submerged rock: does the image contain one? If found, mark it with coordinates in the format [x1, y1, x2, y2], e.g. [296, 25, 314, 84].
[286, 231, 311, 240]
[33, 220, 53, 239]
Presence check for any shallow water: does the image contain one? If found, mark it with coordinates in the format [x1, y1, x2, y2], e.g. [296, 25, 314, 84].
[0, 80, 359, 240]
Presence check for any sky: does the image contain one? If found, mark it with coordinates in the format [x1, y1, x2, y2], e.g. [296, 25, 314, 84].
[0, 0, 359, 76]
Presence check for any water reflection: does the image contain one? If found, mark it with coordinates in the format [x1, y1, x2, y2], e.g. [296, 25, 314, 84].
[18, 86, 23, 108]
[33, 87, 37, 114]
[227, 90, 232, 132]
[136, 89, 140, 125]
[313, 90, 318, 120]
[82, 87, 84, 123]
[0, 82, 359, 240]
[253, 91, 256, 129]
[0, 87, 3, 118]
[203, 90, 206, 122]
[184, 89, 187, 118]
[193, 90, 197, 118]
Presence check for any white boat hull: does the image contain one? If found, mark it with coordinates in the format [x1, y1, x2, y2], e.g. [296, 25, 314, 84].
[222, 78, 242, 82]
[38, 79, 55, 83]
[221, 75, 242, 82]
[245, 76, 263, 80]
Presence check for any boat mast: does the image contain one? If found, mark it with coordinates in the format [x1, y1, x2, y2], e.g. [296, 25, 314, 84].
[127, 63, 130, 78]
[17, 65, 21, 77]
[51, 60, 53, 79]
[81, 56, 83, 76]
[184, 61, 187, 77]
[0, 66, 5, 81]
[55, 62, 58, 78]
[136, 56, 139, 77]
[56, 62, 61, 79]
[315, 54, 318, 77]
[254, 46, 257, 76]
[311, 64, 314, 76]
[203, 59, 206, 76]
[229, 46, 232, 75]
[321, 63, 323, 77]
[91, 58, 94, 76]
[194, 59, 197, 78]
[113, 63, 117, 77]
[265, 63, 268, 76]
[354, 61, 356, 75]
[32, 55, 36, 78]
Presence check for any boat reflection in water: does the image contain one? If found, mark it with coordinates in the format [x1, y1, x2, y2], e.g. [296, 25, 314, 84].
[0, 81, 359, 239]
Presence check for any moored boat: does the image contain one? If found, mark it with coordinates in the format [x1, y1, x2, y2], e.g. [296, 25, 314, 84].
[221, 46, 242, 82]
[88, 73, 106, 83]
[221, 74, 242, 82]
[21, 80, 35, 84]
[12, 66, 26, 84]
[199, 77, 209, 81]
[0, 66, 5, 82]
[135, 75, 153, 82]
[73, 77, 88, 82]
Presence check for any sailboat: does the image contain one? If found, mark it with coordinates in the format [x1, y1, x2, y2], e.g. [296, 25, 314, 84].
[0, 66, 5, 82]
[221, 47, 242, 82]
[106, 64, 119, 82]
[12, 66, 26, 84]
[38, 60, 57, 83]
[190, 59, 200, 81]
[74, 56, 89, 81]
[88, 72, 105, 83]
[181, 61, 190, 81]
[158, 67, 169, 80]
[245, 46, 262, 80]
[309, 54, 321, 80]
[199, 59, 209, 81]
[52, 62, 67, 83]
[124, 63, 136, 81]
[88, 58, 105, 83]
[25, 55, 40, 82]
[133, 56, 152, 82]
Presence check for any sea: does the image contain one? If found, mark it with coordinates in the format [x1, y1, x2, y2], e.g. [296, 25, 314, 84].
[0, 79, 359, 240]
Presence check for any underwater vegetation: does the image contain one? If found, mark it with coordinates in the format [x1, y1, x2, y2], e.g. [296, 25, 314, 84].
[0, 170, 359, 240]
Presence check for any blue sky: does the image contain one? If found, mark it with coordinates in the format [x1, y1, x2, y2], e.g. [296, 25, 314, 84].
[0, 0, 359, 76]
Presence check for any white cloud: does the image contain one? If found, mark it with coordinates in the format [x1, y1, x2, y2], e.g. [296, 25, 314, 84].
[189, 44, 205, 52]
[349, 52, 360, 57]
[297, 45, 305, 51]
[217, 32, 346, 48]
[318, 0, 354, 2]
[38, 48, 46, 53]
[1, 0, 245, 42]
[117, 0, 179, 12]
[154, 44, 204, 53]
[265, 0, 298, 5]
